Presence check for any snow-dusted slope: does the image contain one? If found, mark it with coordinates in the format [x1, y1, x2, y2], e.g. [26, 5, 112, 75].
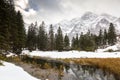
[53, 12, 120, 39]
[0, 61, 40, 80]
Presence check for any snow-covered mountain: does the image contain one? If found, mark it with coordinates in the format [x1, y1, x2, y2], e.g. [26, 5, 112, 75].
[53, 12, 120, 39]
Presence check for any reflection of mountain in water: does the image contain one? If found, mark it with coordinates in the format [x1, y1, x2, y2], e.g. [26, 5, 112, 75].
[62, 64, 116, 80]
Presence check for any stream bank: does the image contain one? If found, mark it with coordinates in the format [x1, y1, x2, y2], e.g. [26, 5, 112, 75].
[10, 55, 118, 80]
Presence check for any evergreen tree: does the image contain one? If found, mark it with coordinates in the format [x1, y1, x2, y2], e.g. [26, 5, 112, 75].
[93, 35, 99, 49]
[75, 34, 79, 49]
[98, 29, 103, 47]
[71, 34, 79, 50]
[108, 23, 116, 45]
[48, 24, 54, 50]
[103, 29, 108, 46]
[55, 27, 64, 51]
[71, 37, 75, 49]
[54, 33, 57, 50]
[38, 21, 47, 50]
[16, 11, 26, 54]
[0, 0, 12, 51]
[27, 23, 37, 51]
[8, 0, 19, 53]
[64, 34, 70, 50]
[79, 33, 96, 51]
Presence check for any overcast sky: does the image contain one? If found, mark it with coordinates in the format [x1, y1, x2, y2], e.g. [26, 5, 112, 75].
[14, 0, 120, 25]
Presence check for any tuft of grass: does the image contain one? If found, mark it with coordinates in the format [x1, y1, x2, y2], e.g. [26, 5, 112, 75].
[43, 63, 52, 69]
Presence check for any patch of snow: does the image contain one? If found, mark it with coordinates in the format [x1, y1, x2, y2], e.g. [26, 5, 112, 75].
[97, 44, 118, 52]
[0, 61, 40, 80]
[6, 52, 17, 57]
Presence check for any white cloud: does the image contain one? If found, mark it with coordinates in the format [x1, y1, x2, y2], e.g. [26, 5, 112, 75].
[14, 0, 120, 25]
[14, 0, 29, 9]
[14, 0, 37, 24]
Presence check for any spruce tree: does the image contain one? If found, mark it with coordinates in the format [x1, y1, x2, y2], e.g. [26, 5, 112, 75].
[75, 34, 79, 49]
[72, 37, 75, 49]
[27, 23, 37, 51]
[103, 29, 108, 46]
[79, 33, 96, 51]
[55, 27, 64, 51]
[64, 34, 70, 50]
[38, 21, 47, 50]
[98, 29, 103, 47]
[108, 23, 116, 45]
[16, 11, 26, 54]
[48, 24, 54, 50]
[54, 33, 57, 50]
[0, 0, 11, 51]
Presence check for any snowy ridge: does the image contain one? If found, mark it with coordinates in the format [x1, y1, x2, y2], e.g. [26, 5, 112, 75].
[52, 12, 120, 39]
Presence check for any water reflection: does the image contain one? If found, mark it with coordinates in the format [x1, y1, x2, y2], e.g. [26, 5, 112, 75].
[61, 64, 116, 80]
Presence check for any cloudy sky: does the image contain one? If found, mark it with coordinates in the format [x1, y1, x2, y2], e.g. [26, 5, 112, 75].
[14, 0, 120, 25]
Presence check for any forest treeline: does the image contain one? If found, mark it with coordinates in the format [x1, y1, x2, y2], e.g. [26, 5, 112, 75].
[0, 0, 117, 54]
[27, 22, 116, 52]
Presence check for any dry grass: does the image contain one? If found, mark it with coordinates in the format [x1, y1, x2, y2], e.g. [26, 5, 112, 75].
[62, 58, 120, 76]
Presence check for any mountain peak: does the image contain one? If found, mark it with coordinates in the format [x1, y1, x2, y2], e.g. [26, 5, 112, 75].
[81, 12, 98, 21]
[52, 12, 120, 39]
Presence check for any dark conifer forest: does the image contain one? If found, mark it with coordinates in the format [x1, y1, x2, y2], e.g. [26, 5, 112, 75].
[0, 0, 26, 54]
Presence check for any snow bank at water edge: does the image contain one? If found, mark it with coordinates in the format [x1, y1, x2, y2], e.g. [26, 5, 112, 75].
[0, 61, 40, 80]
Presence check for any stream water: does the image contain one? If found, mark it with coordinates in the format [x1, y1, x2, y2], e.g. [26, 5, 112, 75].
[61, 64, 116, 80]
[20, 56, 117, 80]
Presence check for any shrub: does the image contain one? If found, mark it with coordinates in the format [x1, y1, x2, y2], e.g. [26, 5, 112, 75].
[106, 49, 114, 52]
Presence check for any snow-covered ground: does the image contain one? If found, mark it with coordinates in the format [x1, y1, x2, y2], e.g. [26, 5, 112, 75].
[22, 50, 120, 59]
[0, 61, 40, 80]
[21, 44, 120, 58]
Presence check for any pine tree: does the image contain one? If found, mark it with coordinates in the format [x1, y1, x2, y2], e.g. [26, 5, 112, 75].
[8, 0, 19, 53]
[27, 23, 37, 51]
[79, 33, 96, 51]
[93, 35, 99, 49]
[54, 33, 57, 50]
[71, 34, 79, 50]
[98, 29, 103, 47]
[71, 37, 75, 49]
[55, 27, 64, 51]
[16, 11, 26, 54]
[103, 29, 108, 46]
[48, 24, 54, 50]
[75, 34, 79, 49]
[38, 21, 47, 50]
[0, 0, 11, 51]
[64, 34, 70, 50]
[108, 23, 116, 45]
